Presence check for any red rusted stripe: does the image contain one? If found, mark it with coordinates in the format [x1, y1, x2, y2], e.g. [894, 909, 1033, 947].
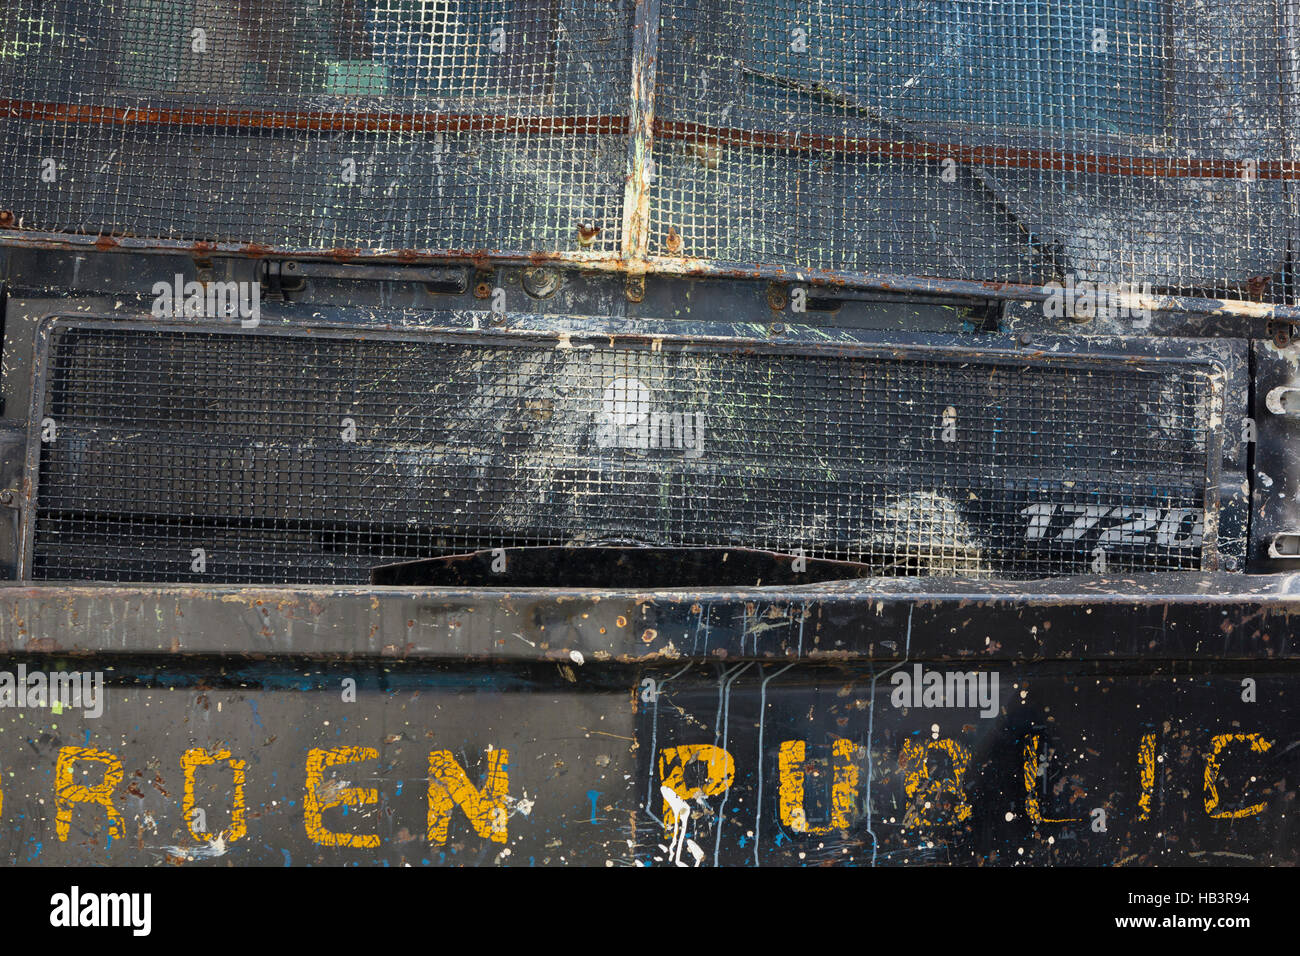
[0, 98, 630, 137]
[3, 96, 1295, 180]
[654, 120, 1299, 180]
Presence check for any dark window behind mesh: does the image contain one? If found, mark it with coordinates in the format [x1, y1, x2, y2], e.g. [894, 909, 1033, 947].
[30, 325, 1216, 584]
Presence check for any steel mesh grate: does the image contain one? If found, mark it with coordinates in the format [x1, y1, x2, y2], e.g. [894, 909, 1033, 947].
[1, 0, 1297, 302]
[30, 325, 1216, 584]
[0, 0, 632, 256]
[648, 0, 1293, 301]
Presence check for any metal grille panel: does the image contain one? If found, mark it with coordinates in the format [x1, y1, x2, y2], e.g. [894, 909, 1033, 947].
[0, 0, 632, 256]
[648, 0, 1292, 300]
[29, 323, 1218, 584]
[1, 0, 1297, 304]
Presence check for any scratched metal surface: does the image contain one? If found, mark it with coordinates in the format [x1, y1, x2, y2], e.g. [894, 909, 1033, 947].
[0, 579, 1295, 865]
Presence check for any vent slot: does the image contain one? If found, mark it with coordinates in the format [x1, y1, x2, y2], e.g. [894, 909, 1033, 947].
[28, 322, 1219, 584]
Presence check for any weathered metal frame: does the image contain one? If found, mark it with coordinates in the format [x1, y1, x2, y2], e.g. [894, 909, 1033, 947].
[1, 571, 1297, 662]
[0, 572, 1295, 866]
[0, 228, 1290, 321]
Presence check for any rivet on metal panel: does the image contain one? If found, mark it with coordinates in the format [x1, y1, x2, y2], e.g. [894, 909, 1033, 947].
[766, 283, 788, 311]
[473, 274, 494, 299]
[625, 274, 645, 303]
[1268, 320, 1294, 349]
[522, 267, 561, 299]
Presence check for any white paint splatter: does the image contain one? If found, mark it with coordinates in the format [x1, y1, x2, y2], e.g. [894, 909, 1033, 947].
[159, 834, 227, 861]
[659, 784, 701, 867]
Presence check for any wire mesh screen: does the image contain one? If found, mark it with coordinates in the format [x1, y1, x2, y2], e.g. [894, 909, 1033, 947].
[649, 0, 1293, 300]
[0, 0, 631, 256]
[30, 324, 1217, 584]
[0, 0, 1297, 301]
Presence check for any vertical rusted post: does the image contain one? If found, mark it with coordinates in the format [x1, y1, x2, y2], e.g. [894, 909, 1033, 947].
[621, 0, 662, 272]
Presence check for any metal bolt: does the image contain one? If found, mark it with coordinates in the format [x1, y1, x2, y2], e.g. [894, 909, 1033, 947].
[766, 283, 788, 312]
[522, 267, 561, 299]
[1270, 320, 1294, 349]
[474, 281, 493, 300]
[625, 275, 645, 303]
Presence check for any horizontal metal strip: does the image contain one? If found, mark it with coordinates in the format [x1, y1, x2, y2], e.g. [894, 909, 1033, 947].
[0, 573, 1293, 662]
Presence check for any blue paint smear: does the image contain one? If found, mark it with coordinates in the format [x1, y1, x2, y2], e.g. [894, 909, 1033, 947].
[248, 700, 264, 729]
[586, 790, 600, 824]
[395, 781, 403, 797]
[282, 849, 292, 866]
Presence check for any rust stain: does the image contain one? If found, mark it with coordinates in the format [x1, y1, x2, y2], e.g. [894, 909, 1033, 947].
[0, 98, 630, 138]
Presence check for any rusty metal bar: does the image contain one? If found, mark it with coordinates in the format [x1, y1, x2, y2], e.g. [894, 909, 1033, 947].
[8, 92, 1293, 181]
[1, 227, 1293, 320]
[0, 98, 629, 136]
[652, 118, 1300, 181]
